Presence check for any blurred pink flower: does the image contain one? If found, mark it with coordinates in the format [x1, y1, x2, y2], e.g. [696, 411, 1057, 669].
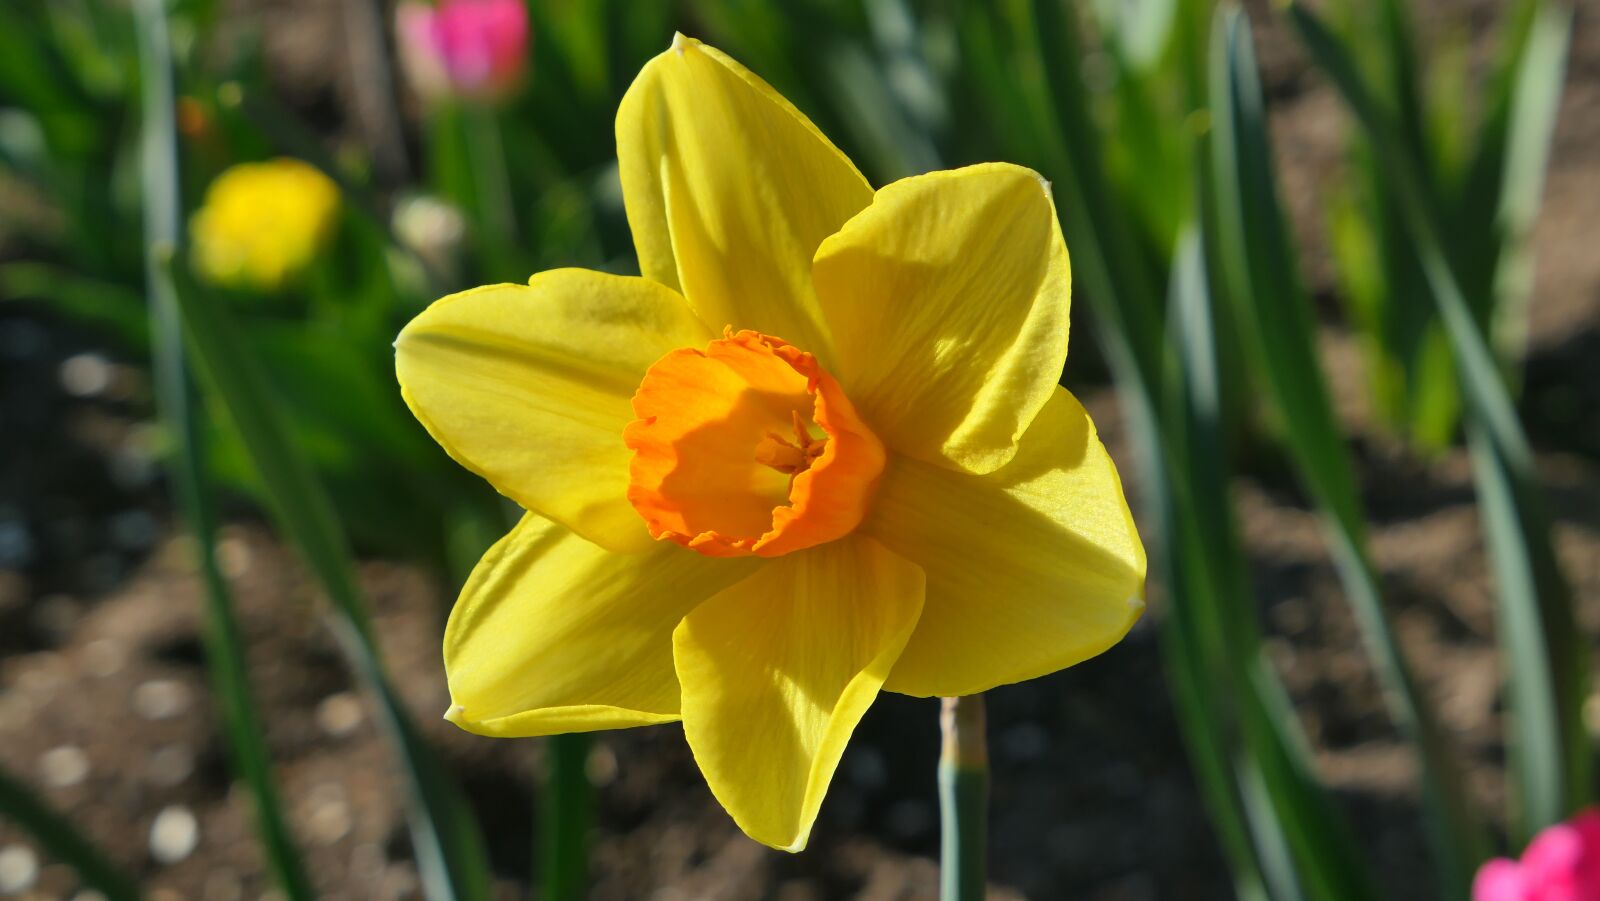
[397, 0, 529, 102]
[1474, 809, 1600, 901]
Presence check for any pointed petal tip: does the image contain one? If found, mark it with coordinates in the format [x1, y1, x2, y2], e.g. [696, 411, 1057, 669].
[444, 703, 467, 724]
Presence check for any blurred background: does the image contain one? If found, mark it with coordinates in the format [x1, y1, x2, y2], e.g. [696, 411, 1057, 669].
[0, 0, 1596, 898]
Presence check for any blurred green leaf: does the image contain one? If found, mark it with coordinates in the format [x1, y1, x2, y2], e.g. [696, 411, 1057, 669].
[971, 7, 1279, 893]
[1207, 9, 1487, 895]
[1289, 0, 1589, 843]
[819, 41, 939, 178]
[1485, 1, 1569, 362]
[1161, 228, 1282, 901]
[0, 262, 150, 350]
[132, 1, 315, 897]
[165, 245, 493, 901]
[1093, 0, 1177, 70]
[0, 765, 141, 901]
[1167, 223, 1379, 901]
[1015, 0, 1166, 380]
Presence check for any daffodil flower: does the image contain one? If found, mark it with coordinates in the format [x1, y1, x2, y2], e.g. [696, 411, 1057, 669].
[395, 35, 1146, 852]
[190, 158, 340, 292]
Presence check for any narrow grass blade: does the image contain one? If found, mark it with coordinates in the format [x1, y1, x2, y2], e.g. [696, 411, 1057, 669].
[0, 765, 140, 901]
[1488, 3, 1570, 362]
[975, 5, 1381, 894]
[1160, 229, 1283, 901]
[0, 262, 151, 350]
[819, 41, 940, 179]
[1207, 8, 1486, 895]
[1375, 0, 1431, 179]
[1288, 1, 1588, 841]
[130, 1, 315, 897]
[159, 249, 492, 901]
[998, 4, 1275, 895]
[1018, 0, 1166, 383]
[1168, 226, 1380, 901]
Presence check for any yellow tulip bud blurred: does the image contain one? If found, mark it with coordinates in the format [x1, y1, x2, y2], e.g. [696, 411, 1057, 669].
[189, 158, 341, 292]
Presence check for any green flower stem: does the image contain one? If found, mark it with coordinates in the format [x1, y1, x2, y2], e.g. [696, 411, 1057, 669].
[939, 694, 988, 901]
[463, 103, 520, 281]
[540, 734, 592, 901]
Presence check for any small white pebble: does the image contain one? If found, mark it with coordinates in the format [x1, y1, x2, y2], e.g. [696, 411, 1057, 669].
[307, 789, 352, 846]
[82, 639, 127, 678]
[39, 745, 90, 788]
[0, 844, 39, 893]
[134, 679, 191, 720]
[216, 536, 253, 579]
[149, 805, 200, 864]
[59, 353, 112, 397]
[315, 692, 363, 738]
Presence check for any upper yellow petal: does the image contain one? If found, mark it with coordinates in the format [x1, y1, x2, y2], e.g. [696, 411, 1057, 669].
[445, 512, 756, 737]
[672, 534, 923, 851]
[394, 269, 711, 553]
[616, 34, 873, 360]
[866, 387, 1146, 697]
[812, 163, 1071, 474]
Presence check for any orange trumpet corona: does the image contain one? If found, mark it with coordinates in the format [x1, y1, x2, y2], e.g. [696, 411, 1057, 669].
[623, 329, 885, 558]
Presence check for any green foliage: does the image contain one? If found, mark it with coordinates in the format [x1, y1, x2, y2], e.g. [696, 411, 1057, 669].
[0, 0, 1584, 896]
[1320, 0, 1572, 449]
[1289, 0, 1587, 847]
[1206, 11, 1487, 894]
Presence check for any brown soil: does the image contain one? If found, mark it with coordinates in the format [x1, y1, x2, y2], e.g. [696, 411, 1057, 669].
[2, 2, 1599, 900]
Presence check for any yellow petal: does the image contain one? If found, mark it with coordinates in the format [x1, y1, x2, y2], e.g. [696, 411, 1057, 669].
[673, 534, 923, 851]
[866, 387, 1146, 697]
[812, 163, 1071, 474]
[616, 34, 872, 358]
[395, 269, 711, 553]
[445, 512, 756, 737]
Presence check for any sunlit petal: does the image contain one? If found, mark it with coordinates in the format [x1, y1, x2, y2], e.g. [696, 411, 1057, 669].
[673, 534, 923, 850]
[395, 270, 711, 552]
[866, 388, 1145, 697]
[813, 163, 1071, 473]
[617, 34, 872, 359]
[445, 512, 756, 737]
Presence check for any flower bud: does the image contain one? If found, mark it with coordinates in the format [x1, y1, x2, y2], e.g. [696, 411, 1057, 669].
[396, 0, 530, 104]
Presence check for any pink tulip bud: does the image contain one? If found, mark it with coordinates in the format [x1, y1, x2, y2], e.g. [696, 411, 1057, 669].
[1474, 810, 1600, 901]
[397, 0, 529, 103]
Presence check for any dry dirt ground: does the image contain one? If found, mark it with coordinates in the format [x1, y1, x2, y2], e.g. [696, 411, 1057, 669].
[1, 2, 1598, 899]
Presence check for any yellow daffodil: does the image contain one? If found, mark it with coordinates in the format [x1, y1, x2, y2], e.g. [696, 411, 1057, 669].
[395, 35, 1146, 852]
[190, 158, 340, 291]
